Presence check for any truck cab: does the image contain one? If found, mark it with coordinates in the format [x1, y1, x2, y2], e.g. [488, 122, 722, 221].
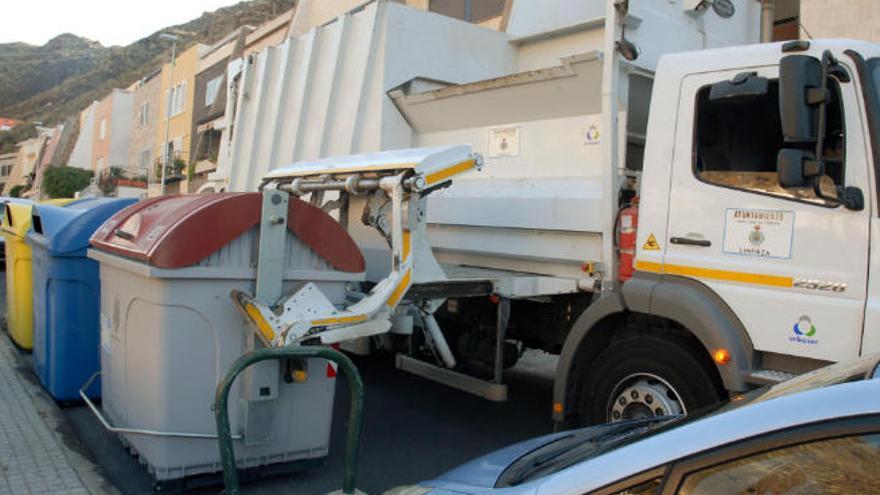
[555, 39, 880, 427]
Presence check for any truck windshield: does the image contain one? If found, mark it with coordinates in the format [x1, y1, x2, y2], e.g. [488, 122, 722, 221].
[498, 355, 880, 487]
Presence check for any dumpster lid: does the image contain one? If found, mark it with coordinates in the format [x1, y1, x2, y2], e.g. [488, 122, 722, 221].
[89, 192, 365, 272]
[29, 198, 139, 254]
[2, 198, 79, 238]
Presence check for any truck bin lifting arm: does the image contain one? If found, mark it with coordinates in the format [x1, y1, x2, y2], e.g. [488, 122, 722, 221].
[232, 145, 482, 355]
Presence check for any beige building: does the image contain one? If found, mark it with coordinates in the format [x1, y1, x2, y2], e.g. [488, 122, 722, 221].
[128, 70, 162, 181]
[243, 8, 296, 55]
[0, 151, 16, 192]
[92, 88, 134, 175]
[772, 0, 880, 43]
[1, 134, 47, 196]
[154, 43, 208, 194]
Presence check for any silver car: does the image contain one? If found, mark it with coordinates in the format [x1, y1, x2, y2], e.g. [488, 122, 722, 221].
[391, 354, 880, 495]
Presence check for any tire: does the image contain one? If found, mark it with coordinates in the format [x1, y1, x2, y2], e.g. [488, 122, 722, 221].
[579, 335, 723, 426]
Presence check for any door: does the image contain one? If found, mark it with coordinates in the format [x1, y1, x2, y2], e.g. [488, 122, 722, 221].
[663, 63, 871, 362]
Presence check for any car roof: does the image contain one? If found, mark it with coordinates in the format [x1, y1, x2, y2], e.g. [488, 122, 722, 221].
[535, 378, 880, 494]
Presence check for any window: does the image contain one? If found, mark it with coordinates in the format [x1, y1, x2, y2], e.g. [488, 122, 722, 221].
[96, 156, 106, 172]
[693, 76, 846, 205]
[165, 81, 187, 118]
[99, 117, 107, 140]
[429, 0, 505, 23]
[677, 433, 880, 494]
[138, 149, 151, 170]
[205, 75, 223, 107]
[139, 101, 149, 127]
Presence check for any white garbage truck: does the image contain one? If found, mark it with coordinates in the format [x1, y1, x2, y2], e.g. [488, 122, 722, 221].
[216, 0, 880, 427]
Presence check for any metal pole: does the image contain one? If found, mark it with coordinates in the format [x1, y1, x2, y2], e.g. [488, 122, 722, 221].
[214, 347, 365, 495]
[160, 38, 177, 196]
[760, 0, 775, 43]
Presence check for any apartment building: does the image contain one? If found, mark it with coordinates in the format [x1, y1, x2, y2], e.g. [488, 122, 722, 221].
[154, 43, 207, 194]
[127, 70, 162, 182]
[92, 89, 134, 175]
[772, 0, 880, 43]
[67, 101, 98, 170]
[188, 27, 252, 192]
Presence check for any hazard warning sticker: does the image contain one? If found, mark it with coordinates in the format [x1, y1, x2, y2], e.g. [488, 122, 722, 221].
[642, 234, 661, 251]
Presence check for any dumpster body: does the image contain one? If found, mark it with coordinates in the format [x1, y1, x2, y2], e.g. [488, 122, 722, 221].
[27, 198, 138, 400]
[88, 193, 365, 481]
[2, 198, 77, 349]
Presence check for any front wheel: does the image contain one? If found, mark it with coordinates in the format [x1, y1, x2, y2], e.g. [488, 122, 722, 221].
[579, 335, 723, 426]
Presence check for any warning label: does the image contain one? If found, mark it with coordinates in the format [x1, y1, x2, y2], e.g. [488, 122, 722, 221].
[642, 234, 661, 251]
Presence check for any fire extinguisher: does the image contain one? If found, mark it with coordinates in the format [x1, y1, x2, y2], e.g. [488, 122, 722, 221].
[617, 196, 639, 282]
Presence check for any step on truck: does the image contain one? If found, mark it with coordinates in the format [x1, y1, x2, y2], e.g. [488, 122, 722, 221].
[220, 0, 880, 427]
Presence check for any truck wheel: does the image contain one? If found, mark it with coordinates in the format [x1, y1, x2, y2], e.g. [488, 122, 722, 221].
[579, 335, 722, 425]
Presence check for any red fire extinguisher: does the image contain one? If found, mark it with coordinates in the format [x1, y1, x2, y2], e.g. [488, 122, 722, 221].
[617, 196, 639, 282]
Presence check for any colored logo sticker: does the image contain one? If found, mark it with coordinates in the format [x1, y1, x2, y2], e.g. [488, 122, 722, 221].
[790, 315, 818, 345]
[643, 234, 661, 251]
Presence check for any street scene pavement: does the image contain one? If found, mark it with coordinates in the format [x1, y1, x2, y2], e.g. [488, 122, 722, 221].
[1, 294, 556, 495]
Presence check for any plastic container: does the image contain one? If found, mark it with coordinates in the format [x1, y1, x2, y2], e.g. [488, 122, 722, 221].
[27, 197, 138, 400]
[87, 192, 365, 481]
[1, 198, 77, 349]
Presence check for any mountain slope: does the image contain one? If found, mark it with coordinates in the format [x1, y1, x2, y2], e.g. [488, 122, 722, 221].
[1, 0, 295, 125]
[0, 34, 109, 113]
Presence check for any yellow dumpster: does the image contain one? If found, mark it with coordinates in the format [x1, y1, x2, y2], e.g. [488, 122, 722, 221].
[2, 198, 77, 349]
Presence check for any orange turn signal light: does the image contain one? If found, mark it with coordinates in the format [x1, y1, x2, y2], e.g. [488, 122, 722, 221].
[713, 348, 731, 365]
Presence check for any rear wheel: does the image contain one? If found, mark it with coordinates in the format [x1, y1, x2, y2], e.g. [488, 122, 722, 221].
[579, 335, 723, 425]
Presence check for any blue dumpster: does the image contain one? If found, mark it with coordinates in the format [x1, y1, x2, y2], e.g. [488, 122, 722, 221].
[27, 197, 138, 401]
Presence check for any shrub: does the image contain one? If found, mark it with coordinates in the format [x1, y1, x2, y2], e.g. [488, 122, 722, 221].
[8, 184, 26, 197]
[42, 166, 93, 198]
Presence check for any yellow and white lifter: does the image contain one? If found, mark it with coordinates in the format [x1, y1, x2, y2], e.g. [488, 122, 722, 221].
[232, 145, 481, 369]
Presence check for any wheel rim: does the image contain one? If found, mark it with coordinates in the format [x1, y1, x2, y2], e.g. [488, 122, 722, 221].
[606, 373, 686, 422]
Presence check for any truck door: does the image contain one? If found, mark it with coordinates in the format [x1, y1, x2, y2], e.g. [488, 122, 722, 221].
[660, 64, 871, 362]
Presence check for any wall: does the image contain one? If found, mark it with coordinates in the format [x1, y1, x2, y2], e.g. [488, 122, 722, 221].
[92, 89, 133, 174]
[128, 73, 161, 179]
[800, 0, 880, 43]
[67, 102, 97, 169]
[244, 8, 295, 55]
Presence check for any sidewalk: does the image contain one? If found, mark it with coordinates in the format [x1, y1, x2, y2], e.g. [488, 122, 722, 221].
[0, 331, 116, 495]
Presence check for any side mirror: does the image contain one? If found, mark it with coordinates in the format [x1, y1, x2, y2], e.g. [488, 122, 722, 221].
[777, 149, 823, 188]
[779, 55, 825, 142]
[709, 72, 769, 102]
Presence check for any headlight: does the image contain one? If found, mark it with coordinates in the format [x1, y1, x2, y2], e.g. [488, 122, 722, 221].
[382, 485, 433, 495]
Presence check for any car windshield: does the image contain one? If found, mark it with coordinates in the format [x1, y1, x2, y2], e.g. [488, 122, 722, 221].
[499, 354, 880, 487]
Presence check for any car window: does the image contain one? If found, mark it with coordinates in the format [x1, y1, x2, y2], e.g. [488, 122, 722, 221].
[676, 433, 880, 494]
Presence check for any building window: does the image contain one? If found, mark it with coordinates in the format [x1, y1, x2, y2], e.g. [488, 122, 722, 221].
[205, 75, 223, 107]
[429, 0, 505, 23]
[99, 117, 107, 140]
[139, 101, 150, 127]
[165, 81, 187, 118]
[138, 149, 151, 170]
[0, 164, 11, 177]
[96, 156, 106, 172]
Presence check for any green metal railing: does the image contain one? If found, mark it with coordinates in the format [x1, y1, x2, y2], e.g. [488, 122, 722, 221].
[213, 347, 365, 494]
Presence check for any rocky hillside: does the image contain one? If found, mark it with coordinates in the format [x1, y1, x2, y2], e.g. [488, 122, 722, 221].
[0, 34, 109, 115]
[0, 0, 295, 125]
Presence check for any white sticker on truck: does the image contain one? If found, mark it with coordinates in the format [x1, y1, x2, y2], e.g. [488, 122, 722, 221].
[488, 126, 520, 158]
[723, 208, 794, 259]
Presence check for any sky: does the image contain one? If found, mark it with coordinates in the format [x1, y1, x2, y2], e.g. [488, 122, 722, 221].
[0, 0, 244, 47]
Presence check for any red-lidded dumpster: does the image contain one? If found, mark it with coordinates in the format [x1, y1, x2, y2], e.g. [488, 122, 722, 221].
[87, 193, 365, 482]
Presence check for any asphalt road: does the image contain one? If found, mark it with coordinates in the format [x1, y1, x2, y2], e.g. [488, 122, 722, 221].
[62, 351, 558, 494]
